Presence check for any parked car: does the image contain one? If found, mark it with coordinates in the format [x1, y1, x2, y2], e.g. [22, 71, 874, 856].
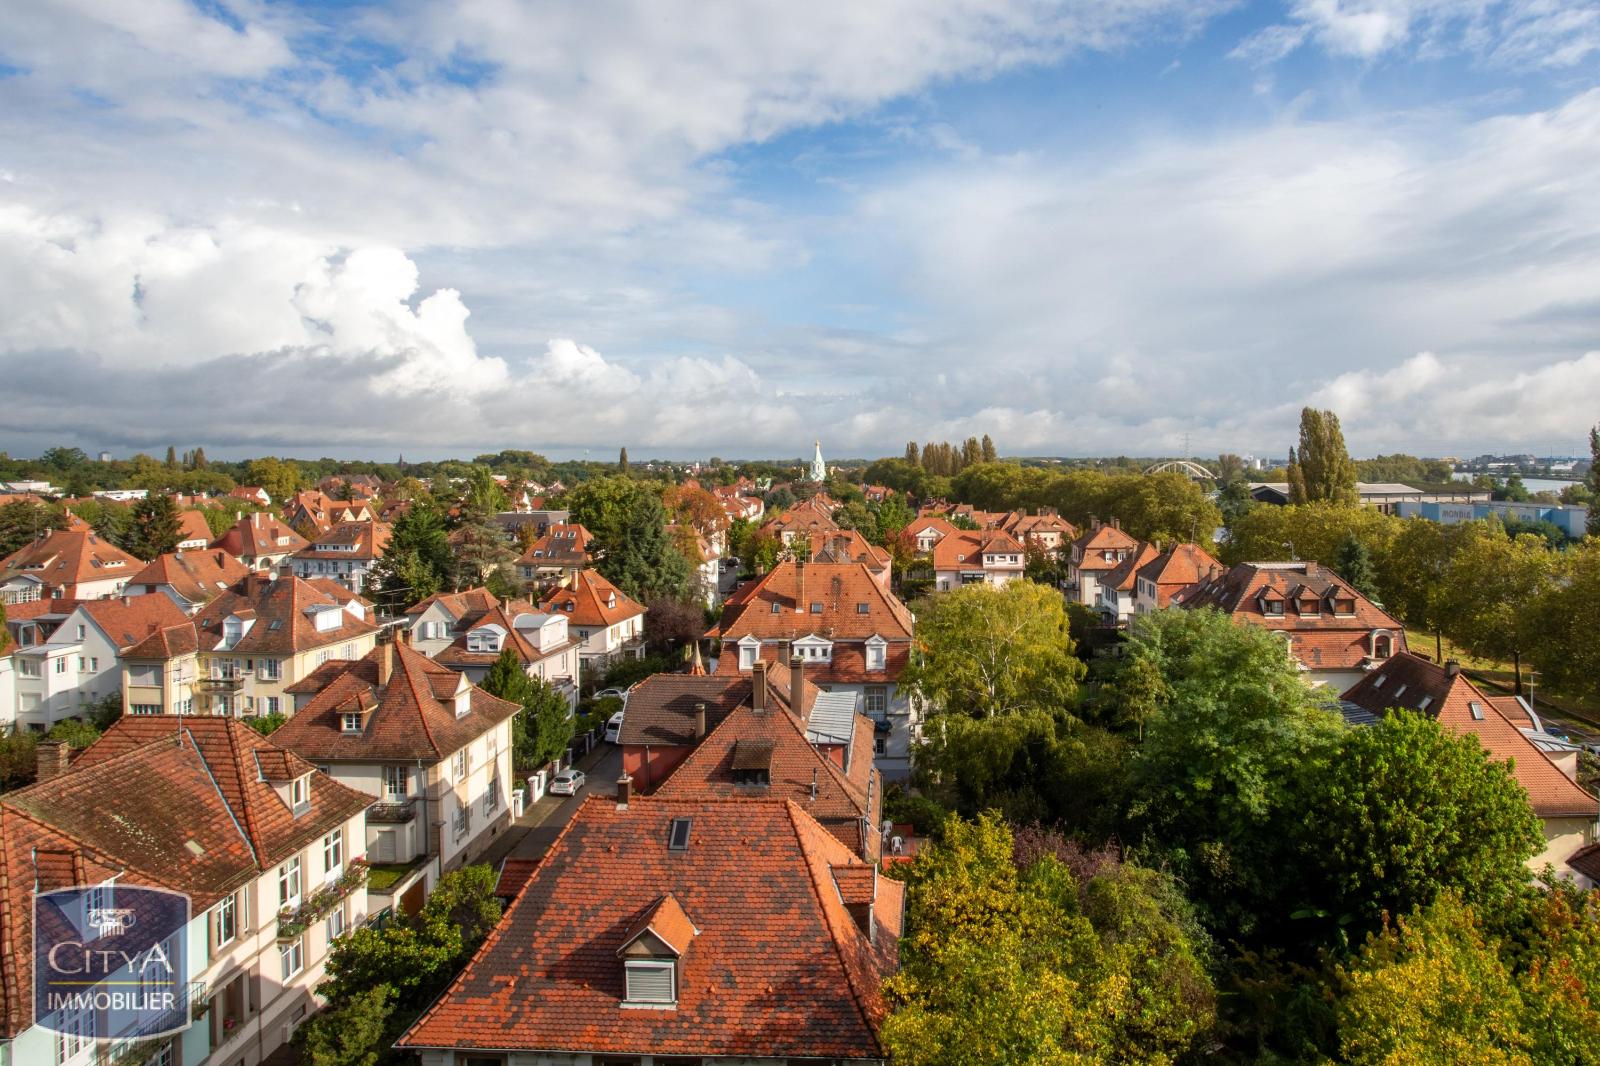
[594, 687, 630, 706]
[604, 711, 625, 744]
[549, 769, 586, 796]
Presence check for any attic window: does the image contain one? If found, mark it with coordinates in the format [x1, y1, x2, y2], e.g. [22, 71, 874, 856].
[1418, 696, 1434, 712]
[623, 959, 676, 1006]
[1469, 701, 1484, 721]
[289, 774, 311, 816]
[809, 602, 822, 613]
[1392, 685, 1407, 699]
[668, 817, 692, 851]
[341, 712, 361, 734]
[770, 602, 781, 614]
[269, 620, 283, 631]
[607, 593, 617, 608]
[857, 602, 870, 614]
[1372, 674, 1386, 688]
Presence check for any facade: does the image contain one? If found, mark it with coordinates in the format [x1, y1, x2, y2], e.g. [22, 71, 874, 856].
[282, 491, 376, 535]
[709, 559, 918, 781]
[1093, 541, 1159, 624]
[272, 640, 520, 908]
[538, 570, 646, 676]
[0, 717, 372, 1066]
[9, 593, 190, 731]
[121, 620, 202, 716]
[1394, 499, 1592, 539]
[1178, 561, 1405, 690]
[395, 796, 901, 1065]
[211, 512, 310, 570]
[1131, 541, 1225, 615]
[902, 515, 957, 557]
[931, 529, 1026, 591]
[403, 587, 503, 658]
[125, 549, 250, 612]
[1066, 520, 1141, 608]
[1341, 654, 1597, 874]
[0, 525, 145, 602]
[760, 497, 840, 545]
[431, 601, 581, 709]
[191, 574, 381, 719]
[1002, 510, 1079, 558]
[1249, 481, 1490, 513]
[289, 520, 392, 593]
[514, 523, 595, 588]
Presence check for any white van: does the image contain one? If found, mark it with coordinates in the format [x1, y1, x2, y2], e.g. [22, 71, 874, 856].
[604, 710, 625, 744]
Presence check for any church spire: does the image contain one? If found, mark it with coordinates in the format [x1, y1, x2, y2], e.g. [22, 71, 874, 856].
[808, 439, 826, 482]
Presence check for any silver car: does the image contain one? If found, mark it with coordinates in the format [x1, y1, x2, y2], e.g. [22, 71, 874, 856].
[549, 769, 586, 796]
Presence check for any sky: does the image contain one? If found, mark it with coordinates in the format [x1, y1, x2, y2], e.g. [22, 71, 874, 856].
[2, 1, 1599, 462]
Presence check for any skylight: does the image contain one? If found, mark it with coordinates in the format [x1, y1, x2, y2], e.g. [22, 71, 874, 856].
[668, 817, 692, 851]
[1469, 702, 1484, 720]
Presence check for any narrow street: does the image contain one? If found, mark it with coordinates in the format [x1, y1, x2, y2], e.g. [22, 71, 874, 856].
[480, 740, 625, 870]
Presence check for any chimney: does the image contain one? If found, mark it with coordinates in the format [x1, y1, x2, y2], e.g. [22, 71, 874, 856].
[215, 551, 225, 567]
[1445, 660, 1461, 678]
[1090, 514, 1100, 530]
[36, 740, 71, 783]
[616, 774, 632, 808]
[790, 654, 806, 720]
[795, 557, 806, 614]
[1111, 517, 1121, 530]
[752, 661, 768, 712]
[121, 595, 131, 607]
[377, 638, 394, 686]
[694, 701, 707, 739]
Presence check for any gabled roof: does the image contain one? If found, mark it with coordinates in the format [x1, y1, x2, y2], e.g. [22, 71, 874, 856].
[1100, 541, 1159, 594]
[1179, 561, 1402, 630]
[1072, 523, 1141, 569]
[617, 675, 751, 747]
[405, 585, 500, 621]
[192, 574, 379, 655]
[211, 511, 308, 559]
[1341, 653, 1596, 820]
[1135, 542, 1224, 594]
[709, 561, 913, 642]
[74, 593, 192, 653]
[539, 570, 645, 628]
[293, 520, 391, 561]
[272, 642, 521, 762]
[127, 548, 250, 606]
[930, 529, 1026, 572]
[618, 893, 698, 956]
[1005, 512, 1079, 540]
[433, 601, 579, 669]
[0, 527, 145, 592]
[175, 509, 214, 544]
[517, 523, 595, 568]
[760, 498, 840, 538]
[396, 797, 899, 1060]
[901, 516, 957, 543]
[797, 529, 890, 571]
[122, 621, 200, 660]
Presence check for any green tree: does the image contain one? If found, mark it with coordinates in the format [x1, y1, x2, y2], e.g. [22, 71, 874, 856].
[484, 647, 574, 768]
[1590, 424, 1600, 535]
[1335, 533, 1380, 602]
[1529, 539, 1600, 705]
[246, 712, 287, 736]
[1337, 895, 1532, 1066]
[462, 465, 507, 517]
[902, 581, 1085, 720]
[980, 434, 998, 463]
[164, 445, 177, 469]
[0, 499, 68, 555]
[601, 493, 691, 601]
[1286, 408, 1358, 506]
[1519, 885, 1600, 1065]
[369, 503, 452, 611]
[1435, 526, 1556, 693]
[245, 457, 302, 504]
[295, 983, 392, 1066]
[127, 492, 183, 559]
[618, 447, 629, 473]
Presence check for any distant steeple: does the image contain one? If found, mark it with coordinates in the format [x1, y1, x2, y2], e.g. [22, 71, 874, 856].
[809, 440, 826, 482]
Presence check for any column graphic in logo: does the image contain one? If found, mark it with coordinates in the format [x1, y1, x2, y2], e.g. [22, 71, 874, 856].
[34, 884, 191, 1041]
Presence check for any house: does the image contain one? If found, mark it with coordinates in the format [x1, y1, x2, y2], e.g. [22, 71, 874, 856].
[431, 601, 581, 709]
[8, 592, 190, 730]
[121, 620, 202, 716]
[289, 520, 392, 594]
[651, 658, 883, 859]
[211, 512, 310, 569]
[538, 570, 646, 676]
[902, 515, 958, 557]
[931, 529, 1026, 591]
[0, 717, 372, 1066]
[708, 559, 918, 781]
[1094, 541, 1159, 624]
[191, 573, 381, 719]
[283, 491, 378, 535]
[490, 509, 570, 541]
[175, 508, 214, 550]
[759, 498, 840, 545]
[1132, 541, 1225, 615]
[515, 523, 595, 589]
[668, 523, 723, 606]
[394, 796, 901, 1065]
[229, 485, 273, 507]
[317, 473, 383, 498]
[1003, 510, 1078, 558]
[272, 639, 520, 911]
[796, 528, 893, 589]
[125, 548, 251, 612]
[1341, 654, 1597, 875]
[1066, 519, 1141, 607]
[617, 674, 760, 792]
[1179, 561, 1405, 690]
[403, 587, 504, 658]
[0, 525, 145, 602]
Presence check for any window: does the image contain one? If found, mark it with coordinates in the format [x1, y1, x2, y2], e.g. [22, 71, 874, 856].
[341, 712, 361, 733]
[259, 659, 280, 680]
[384, 765, 409, 799]
[453, 803, 469, 838]
[1469, 701, 1485, 721]
[289, 775, 310, 815]
[75, 624, 85, 640]
[19, 659, 40, 678]
[215, 893, 237, 948]
[864, 686, 888, 718]
[323, 831, 343, 879]
[624, 960, 676, 1005]
[866, 641, 886, 672]
[55, 657, 68, 674]
[263, 696, 280, 716]
[54, 1007, 92, 1065]
[809, 602, 822, 613]
[279, 857, 302, 909]
[326, 906, 346, 942]
[317, 648, 331, 665]
[770, 601, 781, 614]
[874, 735, 888, 756]
[131, 704, 161, 716]
[668, 817, 692, 851]
[856, 602, 870, 614]
[453, 749, 468, 779]
[279, 938, 304, 980]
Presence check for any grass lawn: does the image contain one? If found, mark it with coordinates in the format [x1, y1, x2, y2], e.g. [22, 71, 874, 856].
[1429, 635, 1600, 731]
[366, 861, 423, 893]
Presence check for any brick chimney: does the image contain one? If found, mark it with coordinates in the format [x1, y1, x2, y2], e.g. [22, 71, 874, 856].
[616, 773, 632, 808]
[377, 637, 395, 686]
[790, 654, 806, 721]
[751, 661, 768, 712]
[1090, 514, 1100, 530]
[1445, 660, 1461, 678]
[694, 702, 707, 739]
[1110, 517, 1121, 530]
[795, 557, 806, 615]
[36, 740, 71, 783]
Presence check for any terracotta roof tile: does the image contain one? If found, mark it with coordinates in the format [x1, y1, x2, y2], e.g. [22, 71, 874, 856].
[708, 561, 913, 642]
[539, 570, 645, 628]
[192, 574, 378, 656]
[127, 548, 249, 606]
[0, 528, 145, 595]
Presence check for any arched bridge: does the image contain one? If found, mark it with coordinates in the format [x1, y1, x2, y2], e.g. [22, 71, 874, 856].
[1144, 460, 1219, 481]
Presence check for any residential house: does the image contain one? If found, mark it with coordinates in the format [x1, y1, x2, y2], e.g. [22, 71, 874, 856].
[538, 570, 646, 676]
[192, 573, 381, 719]
[317, 473, 383, 498]
[901, 515, 958, 557]
[121, 620, 202, 716]
[709, 560, 918, 781]
[667, 523, 722, 606]
[9, 593, 190, 731]
[932, 528, 1026, 591]
[125, 549, 250, 613]
[289, 520, 392, 594]
[229, 485, 273, 507]
[395, 796, 901, 1066]
[431, 601, 581, 709]
[283, 491, 377, 535]
[489, 509, 569, 541]
[759, 498, 840, 545]
[617, 674, 759, 792]
[797, 528, 893, 590]
[1066, 519, 1141, 607]
[1131, 541, 1225, 615]
[1341, 654, 1597, 875]
[1003, 510, 1078, 558]
[176, 508, 215, 550]
[1094, 541, 1159, 624]
[272, 639, 520, 911]
[514, 523, 595, 589]
[1179, 561, 1405, 690]
[212, 512, 309, 570]
[403, 587, 503, 658]
[0, 525, 145, 603]
[0, 717, 372, 1066]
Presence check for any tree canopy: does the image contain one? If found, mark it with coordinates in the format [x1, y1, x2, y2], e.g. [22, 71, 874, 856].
[1287, 407, 1359, 506]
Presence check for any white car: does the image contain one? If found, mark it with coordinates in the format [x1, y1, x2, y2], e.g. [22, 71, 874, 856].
[549, 769, 586, 796]
[604, 711, 625, 744]
[594, 687, 630, 706]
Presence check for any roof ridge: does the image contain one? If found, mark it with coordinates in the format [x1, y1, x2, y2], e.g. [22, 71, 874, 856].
[395, 642, 446, 759]
[204, 722, 263, 867]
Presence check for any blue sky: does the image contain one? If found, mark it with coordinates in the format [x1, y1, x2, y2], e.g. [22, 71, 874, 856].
[2, 1, 1598, 461]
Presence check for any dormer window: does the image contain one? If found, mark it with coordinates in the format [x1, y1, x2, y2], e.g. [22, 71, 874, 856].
[607, 593, 617, 609]
[455, 690, 471, 718]
[341, 712, 362, 734]
[289, 774, 311, 816]
[866, 636, 887, 672]
[1469, 701, 1484, 720]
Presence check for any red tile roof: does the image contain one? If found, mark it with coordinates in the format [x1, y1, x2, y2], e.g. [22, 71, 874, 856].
[517, 523, 595, 568]
[1071, 523, 1142, 572]
[432, 601, 580, 671]
[76, 593, 192, 653]
[1135, 542, 1224, 607]
[0, 528, 145, 595]
[1101, 541, 1159, 594]
[175, 509, 214, 545]
[930, 529, 1026, 573]
[396, 797, 899, 1060]
[192, 574, 379, 655]
[539, 569, 645, 628]
[292, 520, 391, 561]
[709, 561, 913, 642]
[404, 586, 500, 621]
[1341, 653, 1597, 819]
[127, 548, 250, 606]
[211, 511, 309, 559]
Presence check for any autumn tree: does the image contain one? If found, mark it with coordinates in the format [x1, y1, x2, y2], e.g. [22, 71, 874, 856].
[1286, 407, 1358, 506]
[245, 456, 302, 504]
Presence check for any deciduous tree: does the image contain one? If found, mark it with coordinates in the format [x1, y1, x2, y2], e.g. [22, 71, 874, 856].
[1286, 408, 1358, 506]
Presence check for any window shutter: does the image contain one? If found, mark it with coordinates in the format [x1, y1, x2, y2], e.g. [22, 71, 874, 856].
[625, 961, 675, 1003]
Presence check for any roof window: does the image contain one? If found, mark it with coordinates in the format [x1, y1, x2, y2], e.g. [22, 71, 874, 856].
[1469, 701, 1484, 720]
[856, 602, 870, 614]
[668, 817, 692, 851]
[341, 712, 362, 734]
[809, 602, 823, 613]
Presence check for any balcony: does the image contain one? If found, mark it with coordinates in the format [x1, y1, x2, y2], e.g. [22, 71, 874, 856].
[367, 798, 417, 824]
[199, 675, 245, 692]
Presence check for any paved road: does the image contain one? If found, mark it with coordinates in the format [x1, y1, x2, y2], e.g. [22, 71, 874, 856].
[479, 742, 625, 871]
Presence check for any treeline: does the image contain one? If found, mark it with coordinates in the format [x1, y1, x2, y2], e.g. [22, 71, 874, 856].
[901, 436, 997, 478]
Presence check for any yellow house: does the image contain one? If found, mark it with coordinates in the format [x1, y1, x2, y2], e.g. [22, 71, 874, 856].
[121, 621, 202, 715]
